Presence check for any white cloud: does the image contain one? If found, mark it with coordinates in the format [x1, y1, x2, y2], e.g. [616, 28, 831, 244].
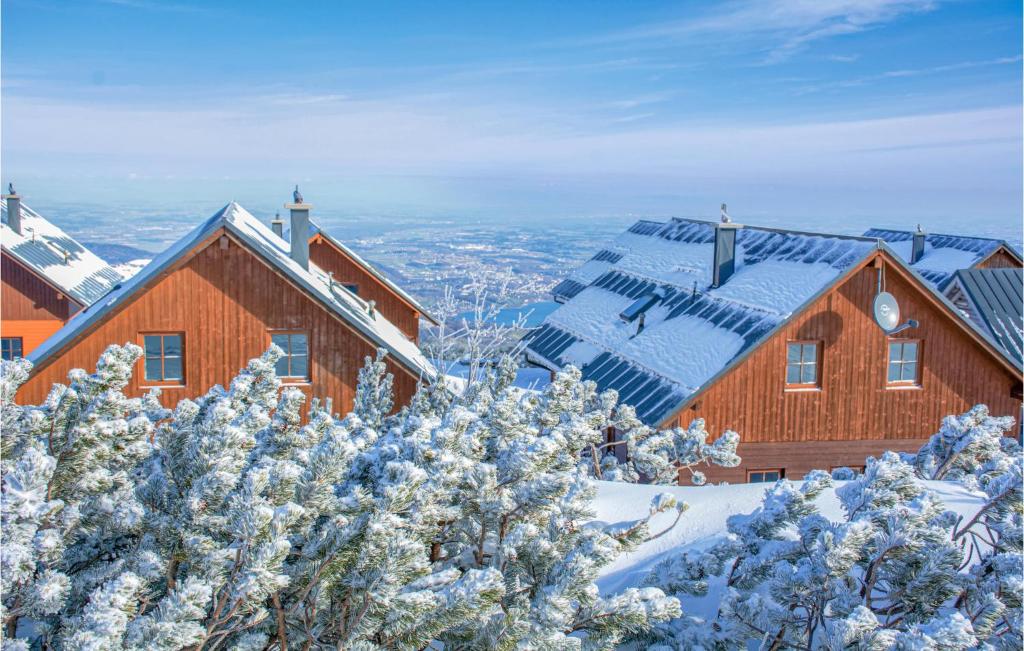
[575, 0, 938, 63]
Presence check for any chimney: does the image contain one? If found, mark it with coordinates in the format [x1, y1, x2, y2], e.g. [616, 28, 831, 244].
[271, 212, 284, 239]
[712, 204, 741, 288]
[4, 183, 22, 235]
[284, 185, 311, 269]
[910, 224, 926, 264]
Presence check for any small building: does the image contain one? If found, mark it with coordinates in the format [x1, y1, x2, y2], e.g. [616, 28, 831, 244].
[527, 216, 1022, 484]
[944, 268, 1022, 365]
[17, 199, 435, 412]
[864, 227, 1022, 289]
[1, 190, 123, 359]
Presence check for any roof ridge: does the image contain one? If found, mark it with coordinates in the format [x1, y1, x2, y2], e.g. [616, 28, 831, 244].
[670, 216, 878, 242]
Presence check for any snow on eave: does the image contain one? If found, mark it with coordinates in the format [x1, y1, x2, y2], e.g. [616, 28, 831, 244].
[1, 202, 123, 305]
[29, 203, 437, 382]
[308, 223, 440, 325]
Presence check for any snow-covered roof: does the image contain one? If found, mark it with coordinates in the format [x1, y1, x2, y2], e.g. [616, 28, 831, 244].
[945, 268, 1023, 365]
[29, 203, 436, 381]
[1, 201, 123, 305]
[527, 219, 878, 426]
[306, 222, 439, 324]
[864, 228, 1022, 289]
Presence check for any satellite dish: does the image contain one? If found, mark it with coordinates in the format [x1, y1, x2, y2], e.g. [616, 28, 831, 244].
[873, 292, 901, 332]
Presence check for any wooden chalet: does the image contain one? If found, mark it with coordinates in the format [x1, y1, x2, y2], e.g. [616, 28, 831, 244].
[864, 227, 1022, 289]
[1, 190, 123, 359]
[526, 216, 1023, 484]
[17, 200, 435, 413]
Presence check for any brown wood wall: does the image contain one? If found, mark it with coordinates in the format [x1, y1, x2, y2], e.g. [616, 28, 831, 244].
[2, 253, 78, 355]
[16, 232, 422, 414]
[309, 238, 421, 341]
[690, 438, 926, 484]
[978, 247, 1022, 269]
[666, 252, 1021, 482]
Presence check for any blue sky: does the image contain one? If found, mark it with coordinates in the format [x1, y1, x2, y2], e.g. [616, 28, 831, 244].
[2, 0, 1022, 228]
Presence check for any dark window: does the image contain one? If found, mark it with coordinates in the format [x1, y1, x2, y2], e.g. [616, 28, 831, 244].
[1, 337, 24, 360]
[342, 283, 359, 295]
[748, 469, 785, 483]
[887, 340, 920, 385]
[143, 334, 184, 382]
[785, 341, 820, 387]
[271, 332, 309, 380]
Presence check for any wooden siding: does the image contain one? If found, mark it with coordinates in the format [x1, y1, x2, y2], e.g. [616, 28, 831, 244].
[16, 232, 421, 413]
[2, 252, 78, 355]
[309, 237, 421, 341]
[690, 438, 926, 484]
[977, 247, 1023, 269]
[665, 252, 1021, 482]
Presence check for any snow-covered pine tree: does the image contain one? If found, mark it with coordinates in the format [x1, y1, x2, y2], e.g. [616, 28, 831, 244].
[639, 406, 1022, 650]
[2, 345, 706, 650]
[1, 344, 162, 647]
[372, 357, 686, 649]
[1, 346, 505, 649]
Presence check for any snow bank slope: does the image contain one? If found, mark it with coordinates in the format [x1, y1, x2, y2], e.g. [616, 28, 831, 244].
[592, 479, 985, 597]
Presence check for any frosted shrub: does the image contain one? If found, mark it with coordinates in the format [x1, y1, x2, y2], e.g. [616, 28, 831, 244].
[639, 407, 1022, 650]
[1, 347, 687, 649]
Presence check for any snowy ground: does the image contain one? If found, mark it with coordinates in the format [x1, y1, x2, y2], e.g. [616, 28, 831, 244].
[591, 479, 986, 619]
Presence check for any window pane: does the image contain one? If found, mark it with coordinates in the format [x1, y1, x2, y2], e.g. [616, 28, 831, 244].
[144, 335, 163, 356]
[163, 357, 183, 380]
[163, 335, 182, 356]
[145, 358, 163, 380]
[274, 357, 289, 377]
[13, 340, 22, 358]
[271, 333, 289, 352]
[290, 334, 308, 355]
[888, 343, 902, 361]
[290, 355, 308, 379]
[787, 343, 801, 364]
[887, 362, 901, 382]
[902, 362, 917, 382]
[902, 342, 918, 362]
[802, 343, 817, 362]
[786, 365, 801, 384]
[764, 471, 780, 482]
[749, 472, 763, 483]
[801, 364, 816, 384]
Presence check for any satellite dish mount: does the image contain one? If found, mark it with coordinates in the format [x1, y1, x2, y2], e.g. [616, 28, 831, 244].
[873, 264, 918, 335]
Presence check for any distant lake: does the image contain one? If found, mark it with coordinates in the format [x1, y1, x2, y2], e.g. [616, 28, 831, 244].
[457, 301, 559, 328]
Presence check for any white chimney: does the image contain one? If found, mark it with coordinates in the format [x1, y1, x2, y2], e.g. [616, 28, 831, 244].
[284, 185, 311, 269]
[271, 211, 285, 239]
[4, 183, 22, 235]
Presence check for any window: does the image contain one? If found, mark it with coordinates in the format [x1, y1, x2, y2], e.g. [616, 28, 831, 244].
[143, 334, 184, 383]
[1, 337, 23, 360]
[887, 339, 920, 385]
[271, 332, 309, 380]
[785, 341, 820, 387]
[748, 469, 785, 483]
[342, 283, 359, 295]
